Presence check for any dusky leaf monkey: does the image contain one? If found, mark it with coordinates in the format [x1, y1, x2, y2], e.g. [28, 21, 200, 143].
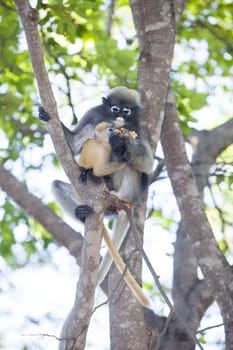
[39, 86, 153, 307]
[75, 120, 150, 307]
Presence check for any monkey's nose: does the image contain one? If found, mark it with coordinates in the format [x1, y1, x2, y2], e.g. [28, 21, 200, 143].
[116, 117, 124, 122]
[114, 117, 125, 128]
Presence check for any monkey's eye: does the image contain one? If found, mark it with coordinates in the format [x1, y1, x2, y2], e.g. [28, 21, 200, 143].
[108, 127, 114, 132]
[122, 108, 131, 116]
[111, 106, 120, 113]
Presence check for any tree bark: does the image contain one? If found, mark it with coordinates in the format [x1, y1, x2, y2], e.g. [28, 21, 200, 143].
[58, 211, 104, 350]
[130, 0, 187, 148]
[0, 163, 83, 262]
[165, 116, 233, 349]
[161, 86, 233, 349]
[14, 1, 113, 349]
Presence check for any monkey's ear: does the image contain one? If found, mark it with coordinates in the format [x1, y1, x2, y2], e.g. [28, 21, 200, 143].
[102, 97, 110, 106]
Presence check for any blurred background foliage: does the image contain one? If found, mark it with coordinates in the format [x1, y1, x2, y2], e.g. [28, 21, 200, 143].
[0, 0, 232, 348]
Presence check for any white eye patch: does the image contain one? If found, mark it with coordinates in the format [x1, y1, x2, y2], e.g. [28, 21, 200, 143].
[111, 105, 121, 113]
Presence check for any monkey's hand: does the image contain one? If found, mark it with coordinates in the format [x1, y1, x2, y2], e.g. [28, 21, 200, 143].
[74, 205, 94, 223]
[109, 133, 130, 162]
[38, 106, 51, 122]
[79, 168, 89, 183]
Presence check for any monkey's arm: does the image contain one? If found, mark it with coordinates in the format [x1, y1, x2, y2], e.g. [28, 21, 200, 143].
[109, 132, 153, 174]
[93, 162, 126, 177]
[66, 124, 95, 155]
[39, 106, 95, 155]
[126, 139, 153, 174]
[60, 103, 112, 155]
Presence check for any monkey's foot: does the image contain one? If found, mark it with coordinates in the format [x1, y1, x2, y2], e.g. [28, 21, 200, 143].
[79, 168, 90, 183]
[75, 205, 94, 222]
[79, 168, 101, 184]
[39, 106, 50, 122]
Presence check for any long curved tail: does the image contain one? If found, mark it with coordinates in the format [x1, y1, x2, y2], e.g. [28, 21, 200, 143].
[98, 212, 150, 308]
[102, 226, 150, 308]
[97, 211, 129, 284]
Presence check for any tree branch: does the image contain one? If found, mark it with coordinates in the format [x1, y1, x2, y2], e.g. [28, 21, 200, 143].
[0, 163, 83, 261]
[14, 0, 81, 190]
[130, 0, 186, 149]
[105, 0, 115, 36]
[175, 118, 233, 303]
[14, 1, 111, 348]
[188, 119, 233, 195]
[195, 20, 233, 53]
[41, 31, 78, 124]
[161, 85, 233, 348]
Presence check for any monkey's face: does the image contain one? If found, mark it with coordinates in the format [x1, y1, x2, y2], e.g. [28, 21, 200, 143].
[110, 104, 140, 131]
[102, 97, 140, 130]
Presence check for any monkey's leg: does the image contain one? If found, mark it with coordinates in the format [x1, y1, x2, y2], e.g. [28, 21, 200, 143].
[102, 225, 150, 308]
[52, 180, 80, 221]
[79, 168, 91, 184]
[79, 168, 103, 185]
[75, 205, 94, 223]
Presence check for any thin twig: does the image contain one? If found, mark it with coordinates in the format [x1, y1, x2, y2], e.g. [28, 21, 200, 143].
[41, 31, 79, 124]
[196, 323, 224, 334]
[155, 311, 174, 350]
[22, 333, 62, 341]
[105, 0, 115, 36]
[195, 20, 233, 53]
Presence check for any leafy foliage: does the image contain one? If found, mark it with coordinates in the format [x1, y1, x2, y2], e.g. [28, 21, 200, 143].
[174, 0, 233, 131]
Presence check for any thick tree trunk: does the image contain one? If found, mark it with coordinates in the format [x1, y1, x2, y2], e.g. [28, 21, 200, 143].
[161, 86, 233, 349]
[108, 204, 150, 350]
[109, 233, 149, 350]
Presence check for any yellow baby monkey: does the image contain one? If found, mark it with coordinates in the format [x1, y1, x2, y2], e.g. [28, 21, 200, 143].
[77, 121, 126, 176]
